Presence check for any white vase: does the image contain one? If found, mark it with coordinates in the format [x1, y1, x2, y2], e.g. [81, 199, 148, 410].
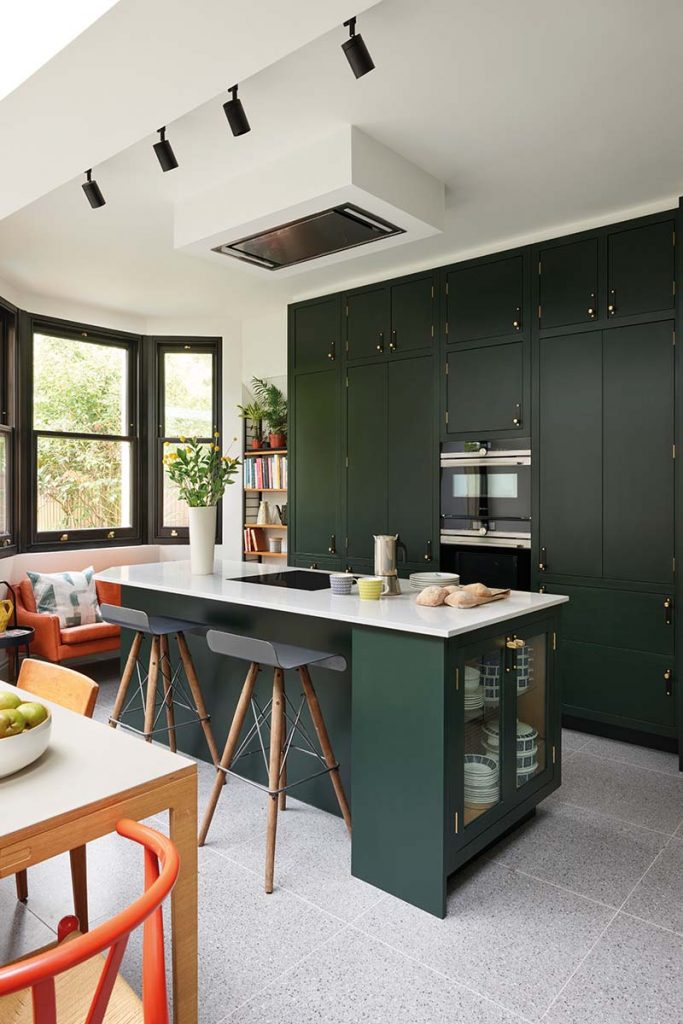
[188, 505, 217, 575]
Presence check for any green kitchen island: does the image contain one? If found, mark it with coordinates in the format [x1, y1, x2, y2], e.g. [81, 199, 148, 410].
[97, 560, 567, 918]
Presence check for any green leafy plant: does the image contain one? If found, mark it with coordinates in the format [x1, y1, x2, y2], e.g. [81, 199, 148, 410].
[236, 397, 267, 440]
[251, 377, 288, 436]
[163, 434, 240, 507]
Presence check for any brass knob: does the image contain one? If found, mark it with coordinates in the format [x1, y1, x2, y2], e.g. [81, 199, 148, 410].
[60, 533, 69, 542]
[170, 529, 178, 538]
[608, 303, 615, 315]
[506, 637, 525, 650]
[2, 538, 10, 548]
[513, 417, 521, 426]
[512, 320, 520, 329]
[587, 307, 595, 316]
[107, 530, 115, 540]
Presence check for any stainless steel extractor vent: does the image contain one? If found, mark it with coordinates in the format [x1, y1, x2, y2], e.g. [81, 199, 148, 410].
[212, 203, 404, 270]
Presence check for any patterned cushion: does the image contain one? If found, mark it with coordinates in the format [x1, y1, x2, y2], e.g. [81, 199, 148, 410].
[26, 568, 102, 628]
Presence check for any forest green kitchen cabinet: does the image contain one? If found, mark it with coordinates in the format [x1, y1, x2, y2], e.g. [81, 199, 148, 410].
[345, 272, 436, 362]
[290, 294, 341, 372]
[346, 362, 387, 563]
[291, 369, 343, 562]
[538, 237, 599, 329]
[445, 340, 525, 436]
[607, 219, 675, 319]
[444, 252, 524, 344]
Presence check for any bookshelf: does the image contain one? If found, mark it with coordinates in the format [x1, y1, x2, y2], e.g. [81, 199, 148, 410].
[242, 423, 287, 562]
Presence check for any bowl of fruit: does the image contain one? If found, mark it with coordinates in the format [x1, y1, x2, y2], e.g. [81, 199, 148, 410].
[0, 690, 51, 779]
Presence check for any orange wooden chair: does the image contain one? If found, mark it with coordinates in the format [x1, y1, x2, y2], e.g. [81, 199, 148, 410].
[14, 659, 100, 929]
[0, 819, 179, 1024]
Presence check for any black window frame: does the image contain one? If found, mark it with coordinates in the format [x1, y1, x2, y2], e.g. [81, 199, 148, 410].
[148, 337, 222, 544]
[25, 315, 143, 552]
[0, 298, 17, 556]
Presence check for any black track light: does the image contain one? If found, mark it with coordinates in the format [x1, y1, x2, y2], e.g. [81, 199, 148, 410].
[223, 84, 251, 137]
[82, 169, 106, 209]
[342, 16, 375, 78]
[153, 126, 178, 172]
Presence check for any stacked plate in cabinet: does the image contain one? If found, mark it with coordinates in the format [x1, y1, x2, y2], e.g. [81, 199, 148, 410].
[480, 647, 534, 705]
[464, 665, 483, 721]
[481, 719, 539, 781]
[408, 571, 460, 592]
[464, 754, 499, 808]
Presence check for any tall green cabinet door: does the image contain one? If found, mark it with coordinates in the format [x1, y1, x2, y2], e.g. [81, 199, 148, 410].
[446, 341, 524, 435]
[538, 331, 603, 577]
[607, 220, 675, 318]
[345, 286, 390, 361]
[603, 321, 674, 584]
[539, 237, 599, 329]
[291, 296, 340, 372]
[347, 363, 388, 561]
[446, 254, 524, 344]
[389, 275, 435, 354]
[292, 370, 341, 559]
[387, 355, 436, 565]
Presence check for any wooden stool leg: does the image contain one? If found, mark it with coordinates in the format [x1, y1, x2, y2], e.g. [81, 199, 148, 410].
[299, 665, 352, 834]
[265, 668, 285, 894]
[176, 632, 220, 765]
[143, 636, 160, 742]
[198, 662, 260, 846]
[15, 870, 28, 903]
[110, 631, 143, 728]
[69, 846, 88, 932]
[159, 634, 177, 753]
[279, 755, 287, 812]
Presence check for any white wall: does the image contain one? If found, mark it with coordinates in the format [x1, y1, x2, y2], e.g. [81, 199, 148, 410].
[241, 310, 287, 387]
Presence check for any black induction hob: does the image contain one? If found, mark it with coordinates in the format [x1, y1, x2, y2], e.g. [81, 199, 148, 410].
[229, 570, 331, 591]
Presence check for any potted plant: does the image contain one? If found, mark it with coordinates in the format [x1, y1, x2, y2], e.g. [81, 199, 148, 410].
[251, 377, 287, 449]
[237, 397, 267, 449]
[163, 435, 240, 574]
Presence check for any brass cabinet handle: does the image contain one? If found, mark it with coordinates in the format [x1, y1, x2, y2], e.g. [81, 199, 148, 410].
[310, 562, 319, 569]
[513, 403, 522, 427]
[587, 292, 597, 319]
[60, 533, 69, 542]
[506, 636, 525, 649]
[664, 668, 673, 696]
[512, 306, 522, 331]
[664, 596, 673, 625]
[107, 530, 115, 540]
[389, 329, 397, 351]
[328, 534, 336, 554]
[328, 340, 336, 361]
[608, 288, 616, 316]
[538, 546, 548, 572]
[376, 331, 384, 353]
[424, 539, 432, 562]
[170, 529, 178, 538]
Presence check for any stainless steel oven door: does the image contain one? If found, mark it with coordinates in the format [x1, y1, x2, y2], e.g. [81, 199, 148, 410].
[440, 456, 531, 522]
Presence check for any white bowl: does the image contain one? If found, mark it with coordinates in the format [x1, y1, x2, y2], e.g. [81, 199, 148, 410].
[0, 714, 52, 778]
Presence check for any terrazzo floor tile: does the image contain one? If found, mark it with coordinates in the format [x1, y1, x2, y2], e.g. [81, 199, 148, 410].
[581, 734, 681, 776]
[623, 837, 683, 935]
[544, 913, 683, 1024]
[354, 857, 612, 1021]
[554, 751, 683, 833]
[230, 926, 524, 1024]
[489, 800, 666, 906]
[561, 728, 590, 752]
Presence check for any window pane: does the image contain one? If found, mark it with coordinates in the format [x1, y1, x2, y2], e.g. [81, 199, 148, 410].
[33, 333, 128, 435]
[0, 434, 7, 535]
[164, 351, 213, 437]
[37, 437, 132, 531]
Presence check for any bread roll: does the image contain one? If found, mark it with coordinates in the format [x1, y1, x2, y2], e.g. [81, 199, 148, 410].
[444, 590, 479, 608]
[463, 582, 491, 598]
[415, 586, 447, 607]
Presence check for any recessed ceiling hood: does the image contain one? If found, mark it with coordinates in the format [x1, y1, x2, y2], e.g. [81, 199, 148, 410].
[212, 203, 404, 270]
[174, 127, 445, 277]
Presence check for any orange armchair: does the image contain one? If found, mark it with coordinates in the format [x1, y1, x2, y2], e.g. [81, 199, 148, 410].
[15, 578, 122, 663]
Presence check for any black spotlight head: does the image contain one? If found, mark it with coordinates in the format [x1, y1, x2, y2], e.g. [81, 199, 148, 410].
[82, 169, 106, 209]
[223, 84, 251, 137]
[342, 16, 375, 79]
[153, 127, 179, 172]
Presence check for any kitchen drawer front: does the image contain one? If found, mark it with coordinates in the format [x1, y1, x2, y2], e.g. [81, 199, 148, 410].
[544, 584, 674, 655]
[288, 555, 344, 571]
[561, 640, 675, 732]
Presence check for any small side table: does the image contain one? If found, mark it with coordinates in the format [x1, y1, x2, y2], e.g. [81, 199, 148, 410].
[0, 627, 34, 683]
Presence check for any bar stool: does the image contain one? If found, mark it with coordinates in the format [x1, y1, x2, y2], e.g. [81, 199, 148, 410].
[101, 604, 219, 764]
[198, 630, 351, 893]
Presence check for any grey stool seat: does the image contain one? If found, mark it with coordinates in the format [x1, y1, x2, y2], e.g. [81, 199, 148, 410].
[103, 603, 218, 764]
[199, 628, 352, 894]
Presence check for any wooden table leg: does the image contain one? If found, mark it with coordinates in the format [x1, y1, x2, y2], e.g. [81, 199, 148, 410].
[168, 772, 198, 1024]
[69, 845, 89, 932]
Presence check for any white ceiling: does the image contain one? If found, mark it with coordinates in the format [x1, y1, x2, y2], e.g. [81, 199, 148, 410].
[1, 0, 682, 322]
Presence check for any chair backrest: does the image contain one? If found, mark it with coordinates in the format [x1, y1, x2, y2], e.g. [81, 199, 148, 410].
[17, 659, 99, 718]
[0, 819, 179, 1024]
[100, 603, 151, 632]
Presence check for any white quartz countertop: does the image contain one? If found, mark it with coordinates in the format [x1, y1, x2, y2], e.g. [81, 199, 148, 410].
[96, 559, 568, 639]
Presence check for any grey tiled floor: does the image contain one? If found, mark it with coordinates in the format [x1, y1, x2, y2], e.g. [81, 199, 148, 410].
[2, 661, 682, 1023]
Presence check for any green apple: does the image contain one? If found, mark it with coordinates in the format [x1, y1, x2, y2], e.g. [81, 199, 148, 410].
[17, 702, 48, 729]
[0, 691, 21, 712]
[0, 707, 26, 737]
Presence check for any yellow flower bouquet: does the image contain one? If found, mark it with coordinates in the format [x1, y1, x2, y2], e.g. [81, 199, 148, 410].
[163, 434, 240, 507]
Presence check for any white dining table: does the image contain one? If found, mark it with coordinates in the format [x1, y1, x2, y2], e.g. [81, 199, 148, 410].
[0, 680, 198, 1024]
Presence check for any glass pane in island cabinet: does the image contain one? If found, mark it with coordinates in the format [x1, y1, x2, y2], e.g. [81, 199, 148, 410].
[513, 634, 547, 789]
[463, 646, 504, 828]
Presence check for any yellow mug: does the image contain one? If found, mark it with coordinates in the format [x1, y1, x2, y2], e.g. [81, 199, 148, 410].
[358, 577, 388, 601]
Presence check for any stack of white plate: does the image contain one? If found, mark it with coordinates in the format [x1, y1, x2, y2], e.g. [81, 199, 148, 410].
[464, 754, 499, 807]
[409, 571, 460, 592]
[480, 719, 539, 777]
[464, 666, 483, 721]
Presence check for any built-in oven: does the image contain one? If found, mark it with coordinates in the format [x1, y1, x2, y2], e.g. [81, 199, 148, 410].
[440, 439, 531, 589]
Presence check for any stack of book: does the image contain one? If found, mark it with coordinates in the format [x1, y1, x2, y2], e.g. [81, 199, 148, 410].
[244, 453, 288, 490]
[243, 527, 269, 553]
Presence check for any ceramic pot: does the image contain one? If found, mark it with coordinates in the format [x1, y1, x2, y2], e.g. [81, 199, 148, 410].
[268, 432, 286, 449]
[188, 505, 217, 575]
[248, 437, 261, 450]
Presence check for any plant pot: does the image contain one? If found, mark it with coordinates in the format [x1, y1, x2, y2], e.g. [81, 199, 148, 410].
[248, 437, 261, 450]
[188, 505, 217, 575]
[269, 432, 286, 449]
